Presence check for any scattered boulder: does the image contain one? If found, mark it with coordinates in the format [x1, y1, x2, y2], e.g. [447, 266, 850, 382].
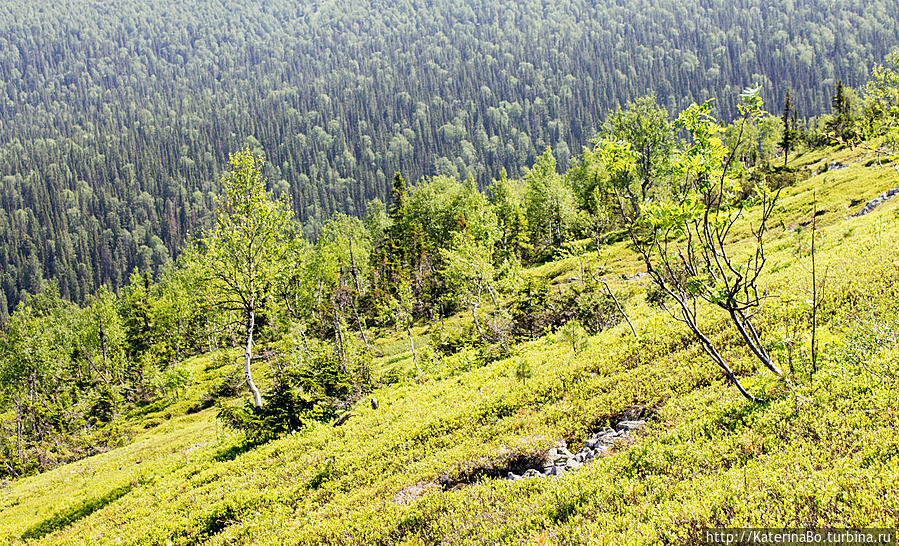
[615, 420, 646, 431]
[852, 188, 899, 217]
[506, 409, 649, 481]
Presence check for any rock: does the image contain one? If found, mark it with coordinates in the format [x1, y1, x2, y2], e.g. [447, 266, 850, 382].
[565, 459, 581, 470]
[588, 434, 618, 449]
[507, 472, 521, 480]
[523, 469, 543, 478]
[853, 188, 899, 217]
[615, 420, 646, 431]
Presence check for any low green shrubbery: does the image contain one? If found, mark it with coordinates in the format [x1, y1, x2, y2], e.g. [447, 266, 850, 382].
[217, 338, 370, 442]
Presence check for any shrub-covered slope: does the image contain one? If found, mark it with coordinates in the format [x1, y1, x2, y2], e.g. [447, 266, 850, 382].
[2, 150, 898, 544]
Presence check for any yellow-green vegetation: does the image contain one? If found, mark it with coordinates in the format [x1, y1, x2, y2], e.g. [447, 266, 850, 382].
[2, 151, 898, 544]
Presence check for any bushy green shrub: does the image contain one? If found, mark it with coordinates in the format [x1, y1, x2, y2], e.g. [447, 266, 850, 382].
[510, 277, 619, 338]
[218, 339, 368, 442]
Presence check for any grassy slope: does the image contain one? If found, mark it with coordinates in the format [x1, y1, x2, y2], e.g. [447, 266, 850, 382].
[2, 149, 899, 544]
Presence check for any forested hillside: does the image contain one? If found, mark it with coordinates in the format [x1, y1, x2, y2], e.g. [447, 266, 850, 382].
[1, 0, 898, 313]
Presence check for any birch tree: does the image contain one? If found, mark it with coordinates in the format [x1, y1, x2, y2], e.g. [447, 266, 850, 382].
[200, 150, 297, 407]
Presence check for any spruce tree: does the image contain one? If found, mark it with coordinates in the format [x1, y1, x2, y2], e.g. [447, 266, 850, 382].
[780, 90, 797, 167]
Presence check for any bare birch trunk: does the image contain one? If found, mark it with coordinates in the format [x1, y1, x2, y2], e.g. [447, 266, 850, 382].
[244, 309, 262, 407]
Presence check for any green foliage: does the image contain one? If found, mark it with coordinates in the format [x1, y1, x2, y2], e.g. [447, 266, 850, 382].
[827, 80, 860, 144]
[217, 340, 359, 442]
[197, 149, 300, 406]
[525, 148, 579, 260]
[514, 359, 533, 383]
[780, 90, 799, 166]
[489, 169, 533, 261]
[508, 277, 620, 340]
[199, 150, 298, 318]
[152, 365, 191, 402]
[439, 228, 501, 335]
[602, 96, 674, 203]
[863, 49, 899, 165]
[557, 319, 589, 355]
[4, 148, 899, 543]
[7, 36, 899, 546]
[407, 176, 497, 254]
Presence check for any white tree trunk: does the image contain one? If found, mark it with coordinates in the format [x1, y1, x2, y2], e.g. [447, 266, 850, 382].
[245, 309, 262, 407]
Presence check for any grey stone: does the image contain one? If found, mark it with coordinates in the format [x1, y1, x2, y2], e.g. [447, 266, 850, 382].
[589, 435, 617, 449]
[592, 427, 615, 438]
[853, 188, 899, 217]
[615, 420, 646, 431]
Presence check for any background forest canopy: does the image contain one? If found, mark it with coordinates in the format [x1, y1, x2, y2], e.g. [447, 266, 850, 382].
[1, 0, 899, 315]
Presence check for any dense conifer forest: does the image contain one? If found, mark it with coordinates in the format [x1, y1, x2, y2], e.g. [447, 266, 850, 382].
[1, 0, 898, 313]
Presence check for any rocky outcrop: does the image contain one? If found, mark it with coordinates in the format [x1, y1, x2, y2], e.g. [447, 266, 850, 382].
[506, 410, 647, 480]
[853, 188, 899, 217]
